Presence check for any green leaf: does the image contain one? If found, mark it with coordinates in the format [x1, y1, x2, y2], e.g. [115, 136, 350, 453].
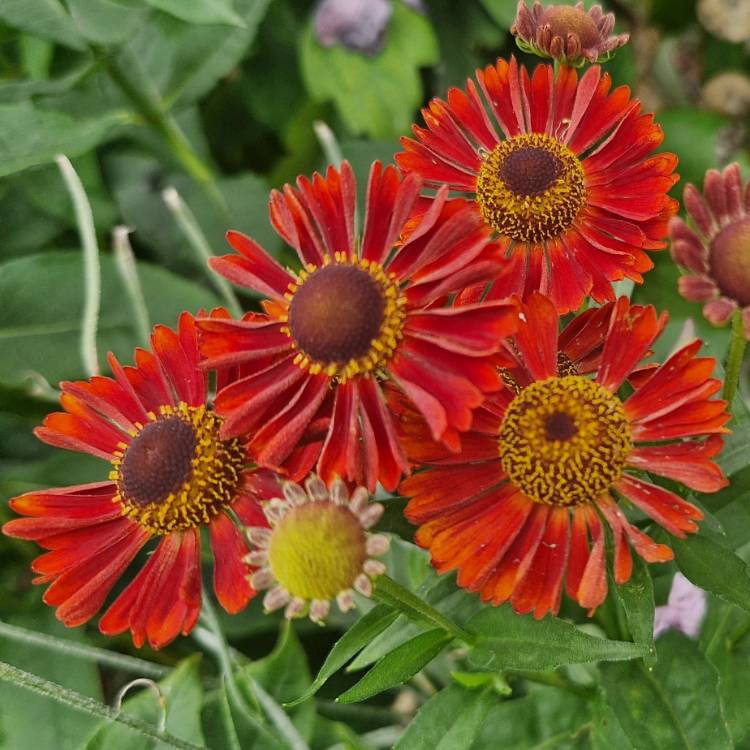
[613, 555, 657, 666]
[337, 629, 452, 704]
[600, 632, 732, 750]
[300, 3, 438, 139]
[590, 696, 634, 750]
[666, 530, 750, 612]
[119, 0, 270, 108]
[66, 0, 152, 45]
[0, 251, 221, 386]
[85, 655, 205, 749]
[236, 624, 315, 744]
[0, 0, 85, 50]
[146, 0, 245, 27]
[0, 613, 102, 750]
[394, 684, 495, 750]
[717, 421, 750, 478]
[478, 0, 518, 28]
[470, 684, 591, 750]
[288, 603, 399, 706]
[0, 102, 125, 178]
[467, 606, 649, 671]
[659, 109, 740, 189]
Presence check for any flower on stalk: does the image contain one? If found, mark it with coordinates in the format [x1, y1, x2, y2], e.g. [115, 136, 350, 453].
[245, 475, 389, 622]
[396, 57, 678, 313]
[397, 293, 729, 619]
[198, 160, 519, 492]
[2, 312, 275, 649]
[670, 162, 750, 340]
[511, 1, 629, 66]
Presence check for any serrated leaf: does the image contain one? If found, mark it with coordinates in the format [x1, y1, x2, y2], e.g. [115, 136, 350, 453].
[146, 0, 245, 27]
[300, 3, 438, 139]
[614, 555, 656, 667]
[0, 0, 85, 50]
[337, 629, 452, 704]
[0, 251, 221, 386]
[394, 684, 495, 750]
[467, 606, 648, 671]
[601, 632, 732, 750]
[287, 604, 398, 706]
[667, 531, 750, 612]
[0, 102, 125, 178]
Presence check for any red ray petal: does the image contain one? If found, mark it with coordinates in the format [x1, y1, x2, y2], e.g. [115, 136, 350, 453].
[596, 298, 664, 392]
[219, 230, 295, 299]
[361, 164, 421, 266]
[513, 293, 559, 380]
[318, 381, 362, 487]
[197, 316, 290, 370]
[210, 513, 255, 614]
[512, 506, 570, 619]
[616, 474, 703, 537]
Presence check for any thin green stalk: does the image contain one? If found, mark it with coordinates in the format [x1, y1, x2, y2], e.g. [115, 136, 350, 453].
[113, 226, 151, 345]
[198, 598, 279, 747]
[0, 621, 167, 679]
[372, 575, 475, 644]
[162, 186, 243, 318]
[723, 310, 747, 407]
[0, 661, 204, 750]
[56, 154, 100, 376]
[100, 50, 224, 210]
[313, 120, 344, 166]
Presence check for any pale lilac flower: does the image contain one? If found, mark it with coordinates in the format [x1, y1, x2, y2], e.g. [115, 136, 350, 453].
[654, 573, 707, 639]
[314, 0, 392, 55]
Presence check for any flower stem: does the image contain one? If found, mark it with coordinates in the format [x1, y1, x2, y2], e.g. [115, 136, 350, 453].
[313, 121, 344, 166]
[161, 186, 243, 318]
[0, 620, 167, 679]
[112, 226, 151, 346]
[56, 154, 100, 377]
[723, 310, 747, 408]
[100, 49, 226, 212]
[372, 575, 475, 644]
[0, 660, 203, 749]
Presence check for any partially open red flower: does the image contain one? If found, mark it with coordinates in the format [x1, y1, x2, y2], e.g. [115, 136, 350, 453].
[398, 294, 729, 619]
[512, 1, 629, 66]
[3, 312, 275, 649]
[396, 57, 679, 313]
[670, 162, 750, 340]
[198, 160, 518, 491]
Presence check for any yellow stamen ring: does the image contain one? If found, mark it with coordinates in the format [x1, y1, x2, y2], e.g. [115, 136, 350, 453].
[499, 376, 632, 506]
[280, 253, 406, 383]
[476, 133, 586, 243]
[110, 402, 245, 535]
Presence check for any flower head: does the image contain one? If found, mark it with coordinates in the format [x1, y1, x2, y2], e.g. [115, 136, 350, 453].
[670, 163, 750, 340]
[198, 161, 518, 491]
[396, 57, 679, 313]
[511, 1, 629, 66]
[2, 312, 273, 649]
[397, 294, 729, 619]
[245, 476, 389, 622]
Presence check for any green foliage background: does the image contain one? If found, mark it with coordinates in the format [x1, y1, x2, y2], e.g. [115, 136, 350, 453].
[1, 0, 749, 748]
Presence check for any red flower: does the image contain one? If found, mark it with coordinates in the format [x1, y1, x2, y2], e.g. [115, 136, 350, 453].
[3, 312, 274, 649]
[397, 293, 729, 619]
[396, 57, 679, 313]
[198, 161, 518, 492]
[670, 162, 750, 339]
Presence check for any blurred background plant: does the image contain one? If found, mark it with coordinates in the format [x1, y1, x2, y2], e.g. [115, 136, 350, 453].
[1, 1, 749, 749]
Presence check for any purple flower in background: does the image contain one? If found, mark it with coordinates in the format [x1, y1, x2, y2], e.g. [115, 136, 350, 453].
[654, 573, 707, 639]
[314, 0, 393, 55]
